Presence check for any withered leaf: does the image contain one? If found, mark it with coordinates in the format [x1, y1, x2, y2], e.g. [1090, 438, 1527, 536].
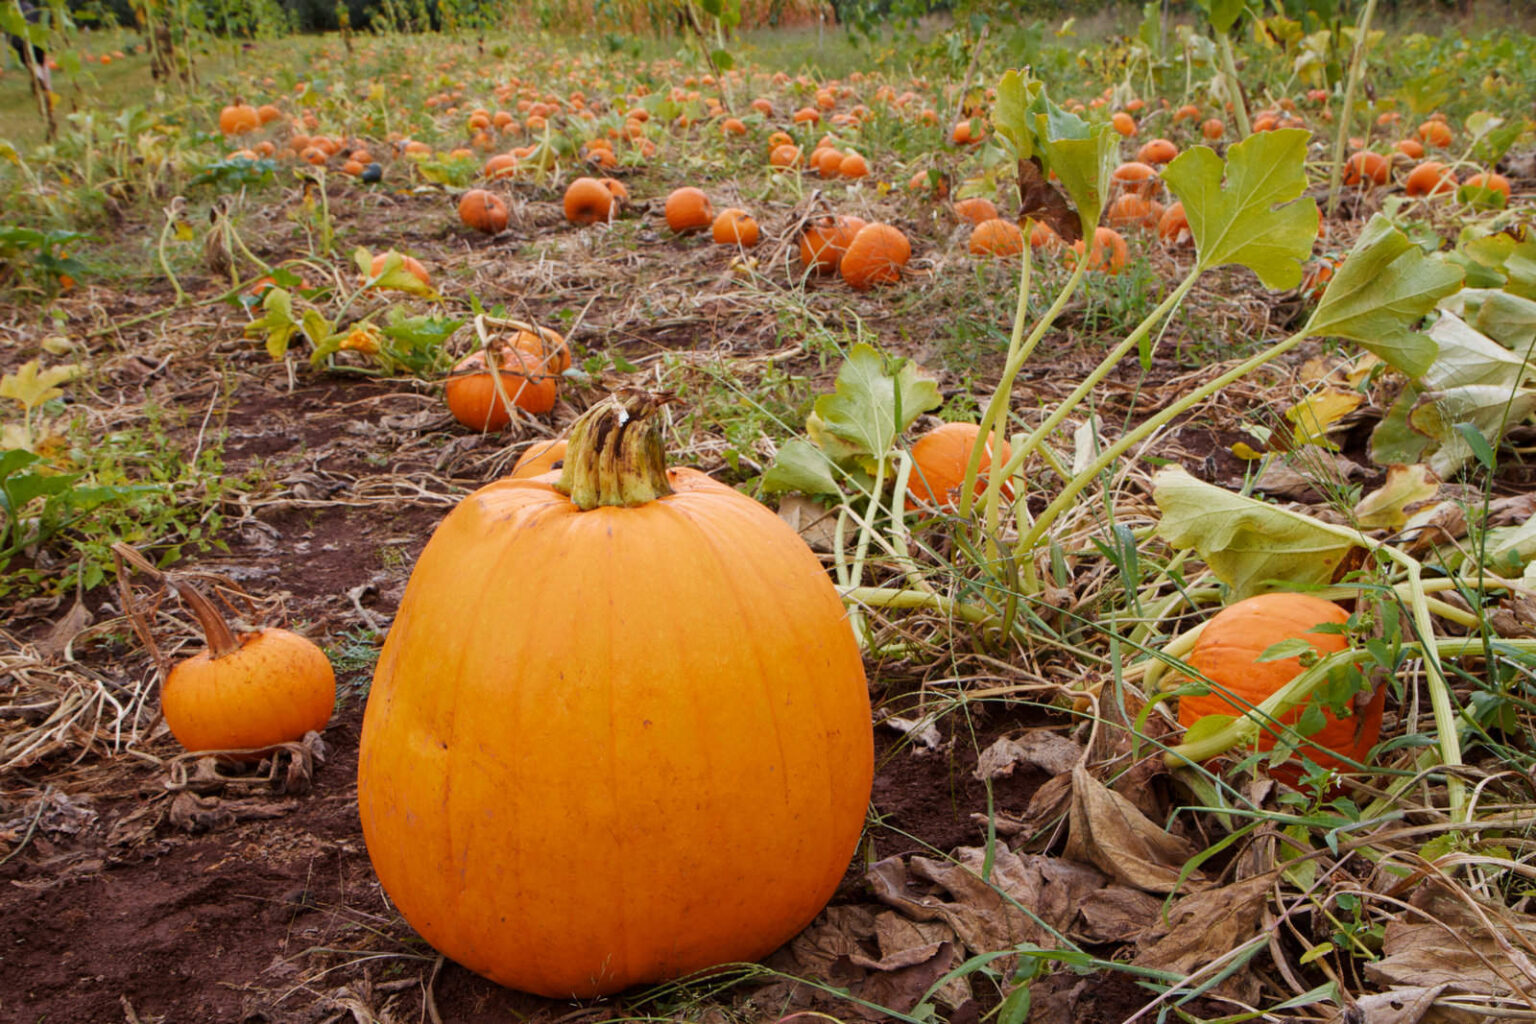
[1018, 157, 1081, 244]
[973, 731, 1082, 781]
[1365, 881, 1536, 996]
[868, 847, 1105, 958]
[1337, 984, 1484, 1024]
[1066, 763, 1205, 893]
[1132, 874, 1274, 976]
[1073, 885, 1164, 943]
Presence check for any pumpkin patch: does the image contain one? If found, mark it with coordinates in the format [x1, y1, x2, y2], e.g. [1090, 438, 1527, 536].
[4, 7, 1533, 1022]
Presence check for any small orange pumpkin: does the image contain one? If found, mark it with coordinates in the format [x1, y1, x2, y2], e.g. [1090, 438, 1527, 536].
[907, 422, 1013, 510]
[839, 223, 910, 290]
[1178, 593, 1383, 782]
[160, 577, 333, 760]
[798, 215, 866, 274]
[664, 186, 714, 233]
[445, 347, 557, 430]
[458, 189, 509, 235]
[563, 177, 615, 225]
[967, 218, 1024, 257]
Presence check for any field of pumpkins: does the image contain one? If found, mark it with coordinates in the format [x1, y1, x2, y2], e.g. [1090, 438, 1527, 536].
[2, 2, 1536, 1021]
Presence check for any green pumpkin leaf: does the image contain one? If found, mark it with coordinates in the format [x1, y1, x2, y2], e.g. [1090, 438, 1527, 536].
[246, 287, 299, 361]
[1033, 101, 1117, 236]
[1303, 215, 1464, 376]
[993, 69, 1042, 162]
[761, 438, 842, 496]
[812, 343, 942, 462]
[1161, 129, 1316, 290]
[1152, 466, 1356, 599]
[1475, 290, 1536, 350]
[1199, 0, 1246, 34]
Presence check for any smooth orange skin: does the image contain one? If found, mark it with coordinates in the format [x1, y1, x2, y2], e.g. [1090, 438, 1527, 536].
[162, 629, 334, 759]
[1112, 160, 1158, 197]
[444, 349, 557, 430]
[1069, 226, 1129, 275]
[458, 189, 509, 235]
[711, 208, 760, 246]
[1343, 151, 1389, 187]
[1136, 138, 1177, 165]
[798, 215, 865, 274]
[1404, 161, 1454, 197]
[968, 218, 1024, 257]
[357, 469, 873, 998]
[1111, 111, 1137, 136]
[840, 223, 911, 290]
[1178, 594, 1383, 780]
[1157, 202, 1190, 246]
[953, 197, 997, 225]
[664, 186, 714, 232]
[510, 438, 568, 479]
[1202, 118, 1225, 140]
[906, 422, 1013, 510]
[564, 177, 615, 225]
[1107, 193, 1157, 230]
[219, 103, 260, 135]
[1463, 172, 1511, 200]
[368, 252, 431, 288]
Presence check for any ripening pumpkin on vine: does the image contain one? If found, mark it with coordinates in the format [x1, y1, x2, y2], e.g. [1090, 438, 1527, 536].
[1176, 593, 1384, 785]
[357, 392, 872, 998]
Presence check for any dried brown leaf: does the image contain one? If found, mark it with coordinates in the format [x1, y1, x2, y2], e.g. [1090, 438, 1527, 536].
[1066, 763, 1205, 893]
[1018, 157, 1081, 244]
[1335, 984, 1487, 1024]
[973, 731, 1082, 781]
[1132, 874, 1273, 997]
[868, 847, 1105, 959]
[1366, 882, 1536, 997]
[36, 597, 92, 662]
[1073, 886, 1164, 943]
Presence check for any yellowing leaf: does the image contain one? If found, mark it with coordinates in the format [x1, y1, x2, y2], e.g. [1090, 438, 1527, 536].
[1353, 464, 1439, 530]
[1231, 441, 1266, 460]
[1152, 466, 1357, 598]
[0, 360, 81, 412]
[1161, 128, 1317, 290]
[1304, 214, 1465, 376]
[1286, 387, 1363, 448]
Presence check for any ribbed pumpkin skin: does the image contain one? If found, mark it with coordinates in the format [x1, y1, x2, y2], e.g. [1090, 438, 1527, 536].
[1178, 594, 1382, 774]
[162, 629, 334, 758]
[907, 422, 1013, 509]
[357, 469, 873, 998]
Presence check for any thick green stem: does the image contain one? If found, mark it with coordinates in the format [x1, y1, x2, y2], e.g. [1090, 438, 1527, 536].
[555, 391, 674, 510]
[996, 267, 1202, 558]
[1325, 0, 1379, 218]
[1217, 32, 1252, 138]
[957, 252, 1089, 523]
[1016, 322, 1303, 559]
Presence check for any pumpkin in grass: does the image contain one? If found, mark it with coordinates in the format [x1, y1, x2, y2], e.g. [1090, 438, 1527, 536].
[563, 176, 615, 225]
[840, 223, 910, 290]
[357, 392, 873, 998]
[906, 422, 1013, 510]
[458, 189, 509, 235]
[509, 323, 571, 375]
[968, 218, 1024, 257]
[1177, 593, 1383, 782]
[160, 577, 334, 760]
[444, 347, 557, 430]
[664, 186, 714, 232]
[798, 214, 866, 274]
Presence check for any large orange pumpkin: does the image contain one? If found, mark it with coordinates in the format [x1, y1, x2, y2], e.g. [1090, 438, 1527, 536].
[1178, 593, 1383, 780]
[357, 392, 873, 998]
[444, 347, 557, 430]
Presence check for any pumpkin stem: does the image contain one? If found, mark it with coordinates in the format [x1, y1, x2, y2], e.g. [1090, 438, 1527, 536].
[555, 390, 674, 510]
[169, 578, 242, 660]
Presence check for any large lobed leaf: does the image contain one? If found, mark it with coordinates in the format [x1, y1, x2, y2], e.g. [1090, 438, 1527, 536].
[811, 343, 941, 463]
[1161, 129, 1318, 291]
[1152, 467, 1355, 599]
[1304, 215, 1465, 376]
